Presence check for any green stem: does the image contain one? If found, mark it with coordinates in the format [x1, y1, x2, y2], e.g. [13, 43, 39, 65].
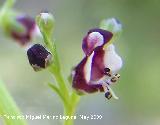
[50, 68, 69, 99]
[49, 66, 80, 125]
[0, 79, 27, 125]
[64, 93, 80, 125]
[37, 14, 81, 125]
[44, 34, 80, 125]
[48, 82, 69, 109]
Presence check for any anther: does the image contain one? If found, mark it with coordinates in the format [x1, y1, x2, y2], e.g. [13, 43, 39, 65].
[104, 68, 111, 77]
[111, 77, 117, 83]
[105, 91, 112, 99]
[111, 74, 120, 83]
[102, 82, 112, 100]
[115, 74, 120, 78]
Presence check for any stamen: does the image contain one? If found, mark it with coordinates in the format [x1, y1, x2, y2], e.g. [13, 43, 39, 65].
[115, 74, 120, 78]
[107, 85, 119, 100]
[102, 82, 112, 100]
[111, 74, 120, 83]
[111, 77, 117, 83]
[101, 82, 119, 100]
[105, 91, 112, 99]
[104, 68, 110, 72]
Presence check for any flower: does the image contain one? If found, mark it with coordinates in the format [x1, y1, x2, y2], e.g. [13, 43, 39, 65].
[11, 15, 39, 46]
[27, 44, 52, 71]
[72, 28, 123, 99]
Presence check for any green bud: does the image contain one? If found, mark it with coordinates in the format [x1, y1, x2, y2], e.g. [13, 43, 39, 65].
[100, 18, 122, 40]
[36, 12, 55, 37]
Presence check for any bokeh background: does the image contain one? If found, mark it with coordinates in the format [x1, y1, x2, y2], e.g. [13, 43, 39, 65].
[0, 0, 160, 125]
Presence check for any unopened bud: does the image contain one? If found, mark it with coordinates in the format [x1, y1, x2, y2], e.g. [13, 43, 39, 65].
[100, 18, 122, 38]
[27, 44, 52, 71]
[36, 12, 55, 36]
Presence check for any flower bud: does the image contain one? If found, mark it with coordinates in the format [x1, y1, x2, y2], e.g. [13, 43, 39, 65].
[9, 15, 37, 46]
[100, 18, 122, 38]
[36, 12, 55, 36]
[27, 44, 52, 71]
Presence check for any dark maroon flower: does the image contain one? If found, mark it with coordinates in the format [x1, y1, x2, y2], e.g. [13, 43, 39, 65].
[11, 15, 38, 46]
[82, 28, 113, 55]
[72, 28, 122, 99]
[27, 44, 52, 71]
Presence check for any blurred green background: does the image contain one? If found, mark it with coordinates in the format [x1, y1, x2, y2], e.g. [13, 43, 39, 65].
[0, 0, 160, 125]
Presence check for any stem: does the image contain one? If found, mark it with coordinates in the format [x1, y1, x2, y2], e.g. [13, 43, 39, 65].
[50, 68, 69, 99]
[64, 93, 80, 125]
[49, 65, 80, 125]
[0, 79, 27, 125]
[37, 15, 81, 125]
[48, 83, 69, 107]
[0, 1, 27, 125]
[43, 32, 80, 125]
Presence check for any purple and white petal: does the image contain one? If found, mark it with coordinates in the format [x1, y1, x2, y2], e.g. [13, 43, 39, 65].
[72, 52, 104, 93]
[90, 46, 105, 81]
[90, 44, 122, 82]
[82, 28, 113, 55]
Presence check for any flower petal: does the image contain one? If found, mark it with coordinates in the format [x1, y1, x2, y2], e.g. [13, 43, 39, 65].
[90, 44, 123, 82]
[90, 46, 105, 81]
[72, 52, 104, 93]
[72, 44, 122, 93]
[82, 28, 113, 55]
[103, 44, 123, 74]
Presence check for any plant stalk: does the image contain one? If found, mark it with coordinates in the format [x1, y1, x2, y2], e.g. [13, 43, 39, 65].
[0, 79, 27, 125]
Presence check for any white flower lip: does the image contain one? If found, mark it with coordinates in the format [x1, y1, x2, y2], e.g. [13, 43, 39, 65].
[104, 44, 123, 74]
